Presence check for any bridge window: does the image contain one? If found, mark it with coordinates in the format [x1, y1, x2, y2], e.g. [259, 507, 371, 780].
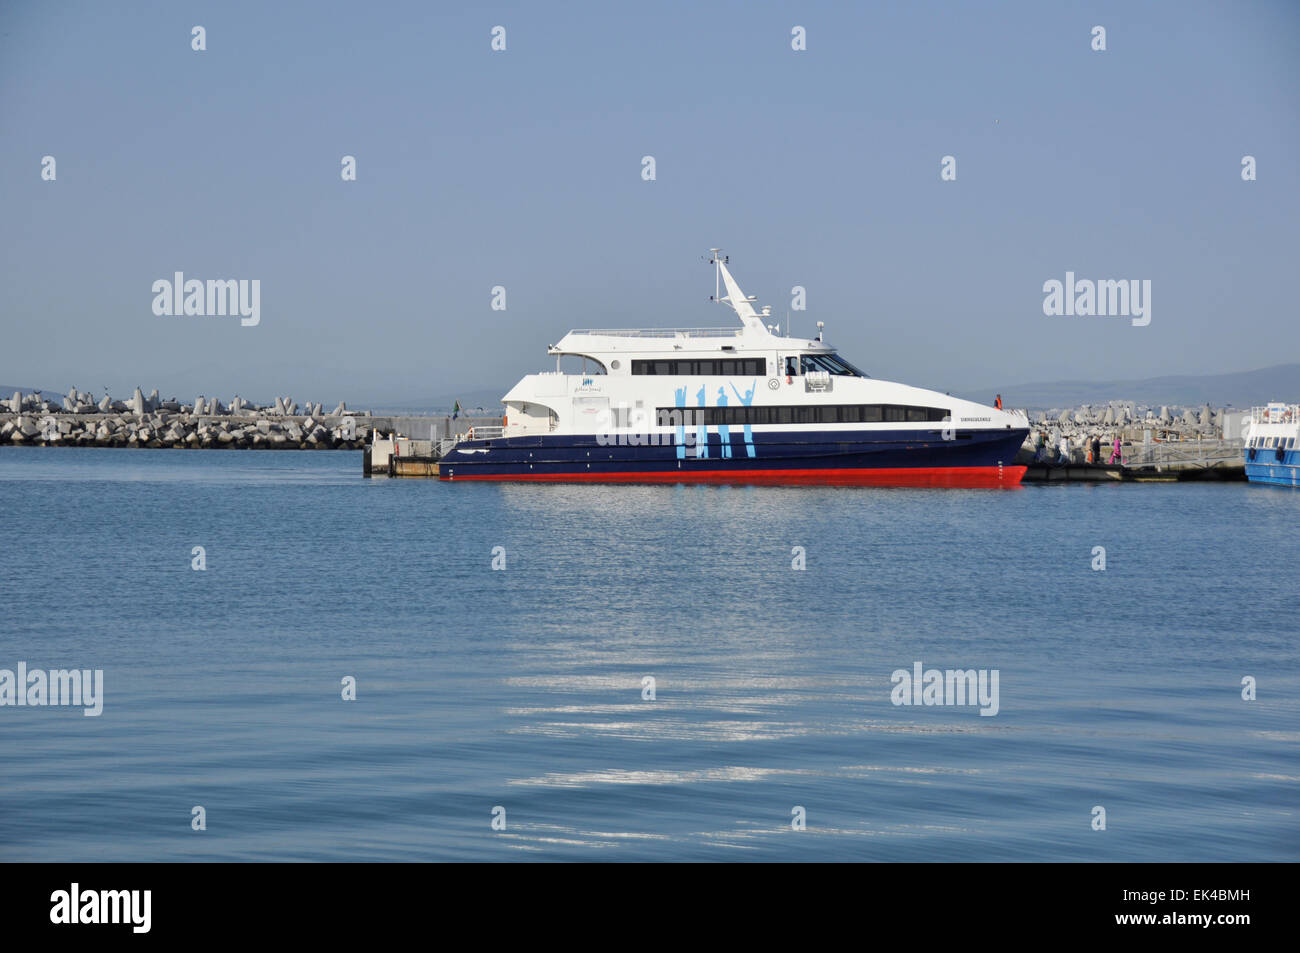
[800, 354, 870, 377]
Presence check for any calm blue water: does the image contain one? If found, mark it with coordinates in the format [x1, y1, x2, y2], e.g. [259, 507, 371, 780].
[1, 447, 1296, 861]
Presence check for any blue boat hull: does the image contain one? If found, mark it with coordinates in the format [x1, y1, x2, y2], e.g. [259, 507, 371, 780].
[1245, 448, 1300, 487]
[438, 427, 1029, 486]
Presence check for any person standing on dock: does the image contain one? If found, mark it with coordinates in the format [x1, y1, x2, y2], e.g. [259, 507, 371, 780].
[1058, 434, 1070, 464]
[1091, 435, 1102, 464]
[1108, 435, 1123, 465]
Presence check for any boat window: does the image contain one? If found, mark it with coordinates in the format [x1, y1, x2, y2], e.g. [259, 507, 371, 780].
[655, 403, 950, 426]
[632, 358, 767, 376]
[557, 355, 607, 375]
[799, 353, 869, 377]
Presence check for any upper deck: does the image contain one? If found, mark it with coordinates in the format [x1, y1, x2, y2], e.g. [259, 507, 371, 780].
[1249, 404, 1298, 422]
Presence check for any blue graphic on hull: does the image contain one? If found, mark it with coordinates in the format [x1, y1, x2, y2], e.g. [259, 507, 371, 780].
[673, 386, 687, 460]
[715, 387, 732, 459]
[730, 380, 758, 458]
[694, 385, 708, 459]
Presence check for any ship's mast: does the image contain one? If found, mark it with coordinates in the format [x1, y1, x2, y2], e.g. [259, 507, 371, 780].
[708, 249, 769, 335]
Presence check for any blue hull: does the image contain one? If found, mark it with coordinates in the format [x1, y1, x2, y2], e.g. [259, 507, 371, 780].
[1244, 448, 1299, 487]
[439, 427, 1029, 485]
[1245, 461, 1300, 486]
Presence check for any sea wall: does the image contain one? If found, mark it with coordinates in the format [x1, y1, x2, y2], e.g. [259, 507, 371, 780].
[1019, 401, 1247, 471]
[2, 411, 370, 449]
[0, 387, 505, 450]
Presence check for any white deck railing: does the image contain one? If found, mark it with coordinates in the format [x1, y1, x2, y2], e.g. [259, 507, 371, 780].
[1249, 404, 1299, 424]
[434, 425, 505, 457]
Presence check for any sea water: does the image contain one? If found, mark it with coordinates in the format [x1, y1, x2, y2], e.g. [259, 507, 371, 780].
[1, 448, 1296, 861]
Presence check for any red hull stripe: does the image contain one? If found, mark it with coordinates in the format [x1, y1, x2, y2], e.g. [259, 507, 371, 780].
[440, 466, 1028, 487]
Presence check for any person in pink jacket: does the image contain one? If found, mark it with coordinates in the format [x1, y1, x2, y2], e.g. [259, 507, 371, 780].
[1108, 436, 1123, 464]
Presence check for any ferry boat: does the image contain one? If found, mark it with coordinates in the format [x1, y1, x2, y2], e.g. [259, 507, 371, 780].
[437, 252, 1029, 486]
[1243, 403, 1299, 487]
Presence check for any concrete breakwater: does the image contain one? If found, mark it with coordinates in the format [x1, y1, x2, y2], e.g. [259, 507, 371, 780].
[1026, 401, 1239, 444]
[2, 386, 373, 449]
[1018, 400, 1248, 479]
[3, 411, 371, 449]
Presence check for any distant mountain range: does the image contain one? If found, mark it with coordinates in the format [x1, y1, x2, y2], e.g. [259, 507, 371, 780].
[8, 364, 1296, 416]
[0, 385, 60, 399]
[371, 389, 509, 415]
[0, 383, 495, 417]
[957, 363, 1298, 410]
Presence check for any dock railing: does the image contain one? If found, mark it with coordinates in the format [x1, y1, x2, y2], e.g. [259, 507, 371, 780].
[1127, 438, 1243, 470]
[432, 424, 505, 459]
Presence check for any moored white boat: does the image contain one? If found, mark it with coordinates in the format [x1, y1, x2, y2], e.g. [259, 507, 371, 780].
[1243, 403, 1300, 487]
[438, 252, 1029, 486]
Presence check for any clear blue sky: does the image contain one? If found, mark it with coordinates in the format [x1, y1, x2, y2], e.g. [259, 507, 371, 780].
[2, 0, 1297, 406]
